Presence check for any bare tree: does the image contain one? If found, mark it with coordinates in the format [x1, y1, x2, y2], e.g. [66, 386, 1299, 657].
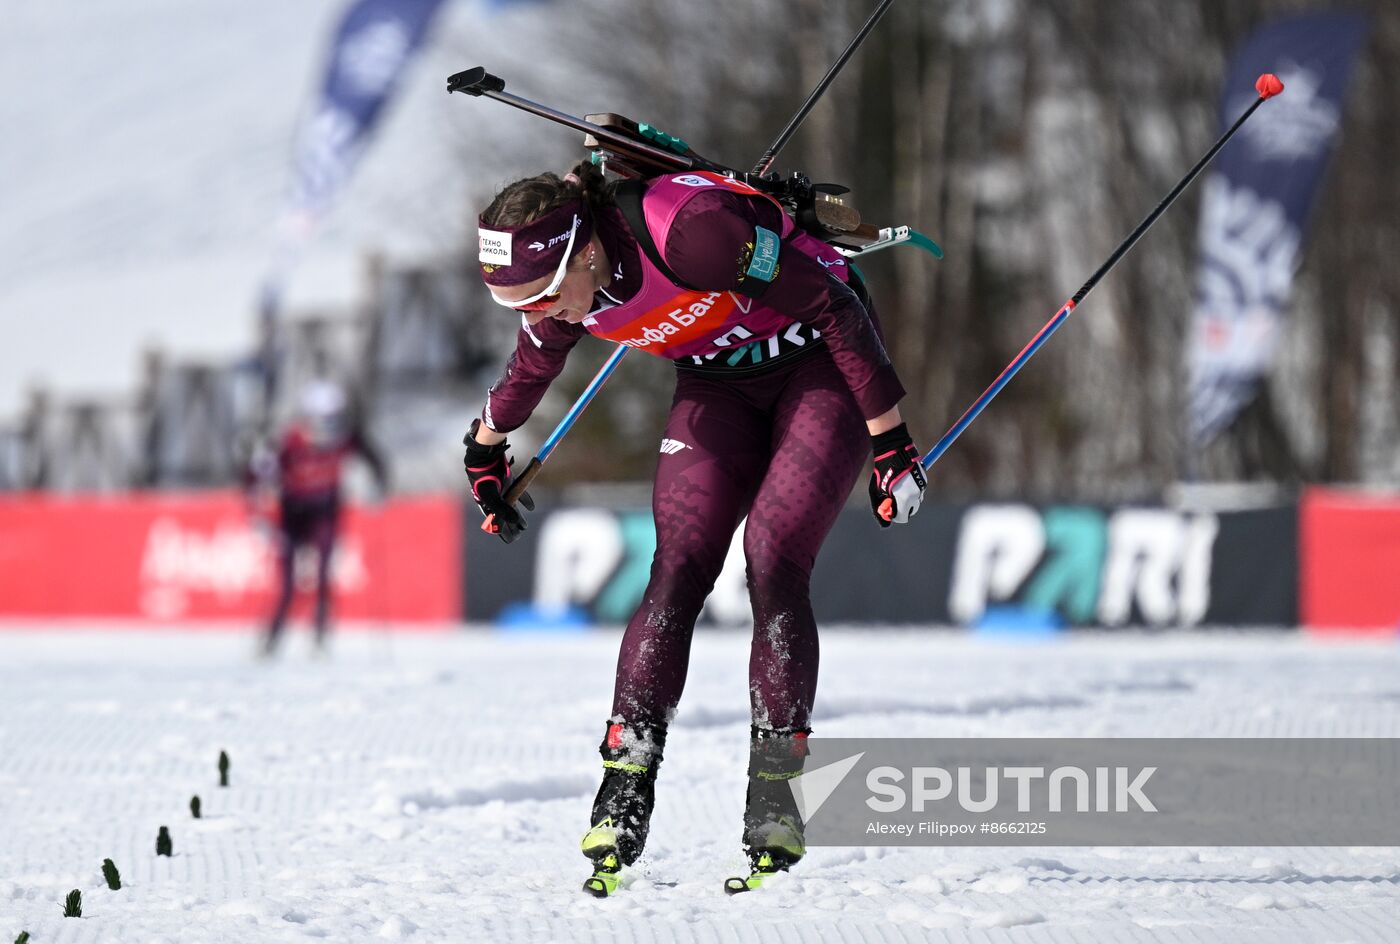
[438, 0, 1400, 495]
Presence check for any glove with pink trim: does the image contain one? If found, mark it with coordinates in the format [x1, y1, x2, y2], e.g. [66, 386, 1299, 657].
[463, 419, 534, 544]
[868, 423, 926, 527]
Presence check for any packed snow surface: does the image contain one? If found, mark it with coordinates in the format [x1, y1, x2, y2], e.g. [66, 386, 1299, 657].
[2, 626, 1398, 942]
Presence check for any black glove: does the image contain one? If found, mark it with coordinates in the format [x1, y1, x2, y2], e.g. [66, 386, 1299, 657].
[463, 419, 534, 544]
[868, 423, 926, 528]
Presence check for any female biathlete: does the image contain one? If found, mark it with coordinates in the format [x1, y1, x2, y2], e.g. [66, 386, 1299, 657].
[462, 161, 926, 895]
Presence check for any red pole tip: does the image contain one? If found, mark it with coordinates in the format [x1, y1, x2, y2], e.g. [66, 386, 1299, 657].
[1255, 73, 1285, 99]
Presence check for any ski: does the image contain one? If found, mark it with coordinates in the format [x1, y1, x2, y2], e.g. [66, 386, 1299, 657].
[580, 817, 628, 897]
[581, 852, 622, 898]
[723, 852, 787, 895]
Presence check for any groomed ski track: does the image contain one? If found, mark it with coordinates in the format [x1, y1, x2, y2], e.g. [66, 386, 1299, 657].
[2, 627, 1397, 943]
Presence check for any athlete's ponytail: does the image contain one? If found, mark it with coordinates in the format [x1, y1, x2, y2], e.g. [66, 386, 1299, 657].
[480, 159, 616, 230]
[561, 160, 615, 215]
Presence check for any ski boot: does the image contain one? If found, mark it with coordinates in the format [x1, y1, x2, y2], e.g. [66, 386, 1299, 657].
[725, 726, 809, 894]
[580, 720, 666, 897]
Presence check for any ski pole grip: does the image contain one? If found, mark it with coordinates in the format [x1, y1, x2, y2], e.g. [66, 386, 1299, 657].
[447, 67, 505, 96]
[504, 457, 542, 506]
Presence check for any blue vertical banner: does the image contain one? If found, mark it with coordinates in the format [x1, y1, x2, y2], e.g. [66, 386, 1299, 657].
[258, 0, 450, 393]
[287, 0, 450, 226]
[1186, 13, 1369, 448]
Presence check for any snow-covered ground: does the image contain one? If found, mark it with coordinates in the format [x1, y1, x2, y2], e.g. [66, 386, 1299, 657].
[2, 626, 1398, 943]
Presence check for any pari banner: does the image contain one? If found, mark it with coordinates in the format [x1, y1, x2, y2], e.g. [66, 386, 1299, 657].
[1186, 13, 1369, 446]
[0, 494, 459, 624]
[462, 502, 1297, 629]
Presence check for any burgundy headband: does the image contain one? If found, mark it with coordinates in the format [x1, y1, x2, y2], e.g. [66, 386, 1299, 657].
[478, 200, 593, 286]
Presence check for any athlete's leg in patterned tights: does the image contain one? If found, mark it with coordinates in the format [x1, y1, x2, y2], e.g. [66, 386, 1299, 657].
[610, 350, 867, 730]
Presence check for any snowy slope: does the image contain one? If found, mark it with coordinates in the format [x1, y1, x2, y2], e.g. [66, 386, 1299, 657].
[1, 627, 1398, 942]
[1, 0, 335, 414]
[0, 0, 579, 417]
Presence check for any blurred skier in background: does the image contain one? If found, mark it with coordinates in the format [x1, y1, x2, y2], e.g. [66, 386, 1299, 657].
[246, 379, 389, 657]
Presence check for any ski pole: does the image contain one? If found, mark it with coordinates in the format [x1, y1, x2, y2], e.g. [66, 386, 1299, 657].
[921, 73, 1286, 472]
[752, 0, 898, 175]
[503, 344, 628, 505]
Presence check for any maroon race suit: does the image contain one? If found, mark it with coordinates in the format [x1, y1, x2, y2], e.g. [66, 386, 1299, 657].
[481, 175, 905, 732]
[252, 421, 387, 648]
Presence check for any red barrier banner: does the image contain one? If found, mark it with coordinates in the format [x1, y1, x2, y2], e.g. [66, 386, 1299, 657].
[1301, 488, 1400, 635]
[0, 493, 460, 624]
